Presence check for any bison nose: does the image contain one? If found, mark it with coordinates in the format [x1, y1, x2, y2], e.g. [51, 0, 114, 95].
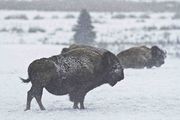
[160, 60, 164, 65]
[120, 72, 124, 80]
[162, 60, 165, 64]
[118, 71, 124, 81]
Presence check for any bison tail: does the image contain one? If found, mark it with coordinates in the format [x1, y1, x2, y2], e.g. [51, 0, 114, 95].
[20, 77, 31, 83]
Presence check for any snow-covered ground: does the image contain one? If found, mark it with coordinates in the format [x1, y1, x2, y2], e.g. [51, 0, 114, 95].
[0, 10, 180, 119]
[0, 44, 180, 120]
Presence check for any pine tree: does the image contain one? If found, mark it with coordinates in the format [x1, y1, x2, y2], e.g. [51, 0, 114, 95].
[72, 9, 96, 45]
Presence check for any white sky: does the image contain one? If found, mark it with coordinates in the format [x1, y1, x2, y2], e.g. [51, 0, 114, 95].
[0, 0, 180, 2]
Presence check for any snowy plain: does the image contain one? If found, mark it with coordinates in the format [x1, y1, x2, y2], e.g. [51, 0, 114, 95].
[0, 10, 180, 120]
[0, 10, 180, 56]
[0, 44, 180, 120]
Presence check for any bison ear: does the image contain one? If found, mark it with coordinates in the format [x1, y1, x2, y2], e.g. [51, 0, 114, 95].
[102, 51, 118, 68]
[61, 48, 69, 54]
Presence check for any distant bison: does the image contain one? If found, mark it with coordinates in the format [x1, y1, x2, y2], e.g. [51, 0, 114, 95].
[21, 47, 124, 111]
[117, 46, 166, 69]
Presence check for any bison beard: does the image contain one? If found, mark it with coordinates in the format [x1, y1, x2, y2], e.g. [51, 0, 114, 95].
[21, 47, 124, 111]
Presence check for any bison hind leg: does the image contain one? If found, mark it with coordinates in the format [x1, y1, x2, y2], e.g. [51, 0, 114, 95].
[25, 85, 45, 111]
[24, 87, 34, 111]
[79, 98, 85, 109]
[34, 87, 45, 110]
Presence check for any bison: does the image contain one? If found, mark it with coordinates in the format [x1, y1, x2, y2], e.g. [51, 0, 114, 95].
[21, 47, 124, 111]
[117, 45, 166, 69]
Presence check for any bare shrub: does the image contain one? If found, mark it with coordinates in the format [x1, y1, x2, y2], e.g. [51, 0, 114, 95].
[34, 15, 44, 20]
[11, 27, 24, 33]
[0, 28, 8, 32]
[65, 14, 75, 19]
[129, 15, 137, 18]
[112, 14, 126, 19]
[143, 26, 158, 31]
[5, 14, 28, 20]
[139, 14, 150, 19]
[28, 27, 46, 33]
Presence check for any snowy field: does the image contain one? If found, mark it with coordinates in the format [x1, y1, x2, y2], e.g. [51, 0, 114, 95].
[0, 10, 180, 56]
[0, 44, 180, 120]
[0, 10, 180, 120]
[0, 11, 180, 44]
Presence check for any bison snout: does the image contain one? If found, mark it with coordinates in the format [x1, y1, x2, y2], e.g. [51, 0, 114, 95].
[116, 69, 124, 81]
[119, 70, 124, 81]
[109, 81, 118, 87]
[108, 70, 124, 87]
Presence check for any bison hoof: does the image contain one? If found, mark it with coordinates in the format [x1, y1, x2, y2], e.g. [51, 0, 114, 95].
[40, 107, 46, 110]
[24, 108, 30, 111]
[73, 106, 79, 109]
[80, 107, 85, 109]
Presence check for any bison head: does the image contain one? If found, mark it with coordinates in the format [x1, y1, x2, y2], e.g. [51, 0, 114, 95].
[150, 46, 166, 67]
[102, 51, 124, 86]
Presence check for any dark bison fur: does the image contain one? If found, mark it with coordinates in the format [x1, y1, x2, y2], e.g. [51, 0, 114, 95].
[117, 45, 166, 69]
[61, 44, 107, 55]
[22, 47, 124, 111]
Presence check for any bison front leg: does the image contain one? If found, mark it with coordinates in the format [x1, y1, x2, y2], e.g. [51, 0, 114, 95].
[73, 98, 85, 109]
[69, 91, 79, 109]
[70, 93, 85, 109]
[74, 92, 86, 109]
[79, 97, 85, 109]
[69, 87, 86, 109]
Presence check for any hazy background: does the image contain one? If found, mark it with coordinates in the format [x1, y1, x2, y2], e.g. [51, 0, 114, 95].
[0, 0, 180, 12]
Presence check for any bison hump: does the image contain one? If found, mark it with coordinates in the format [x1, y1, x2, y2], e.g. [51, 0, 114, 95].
[60, 55, 102, 83]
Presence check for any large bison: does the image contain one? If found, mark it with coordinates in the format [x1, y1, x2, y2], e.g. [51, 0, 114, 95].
[21, 47, 124, 111]
[117, 45, 166, 69]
